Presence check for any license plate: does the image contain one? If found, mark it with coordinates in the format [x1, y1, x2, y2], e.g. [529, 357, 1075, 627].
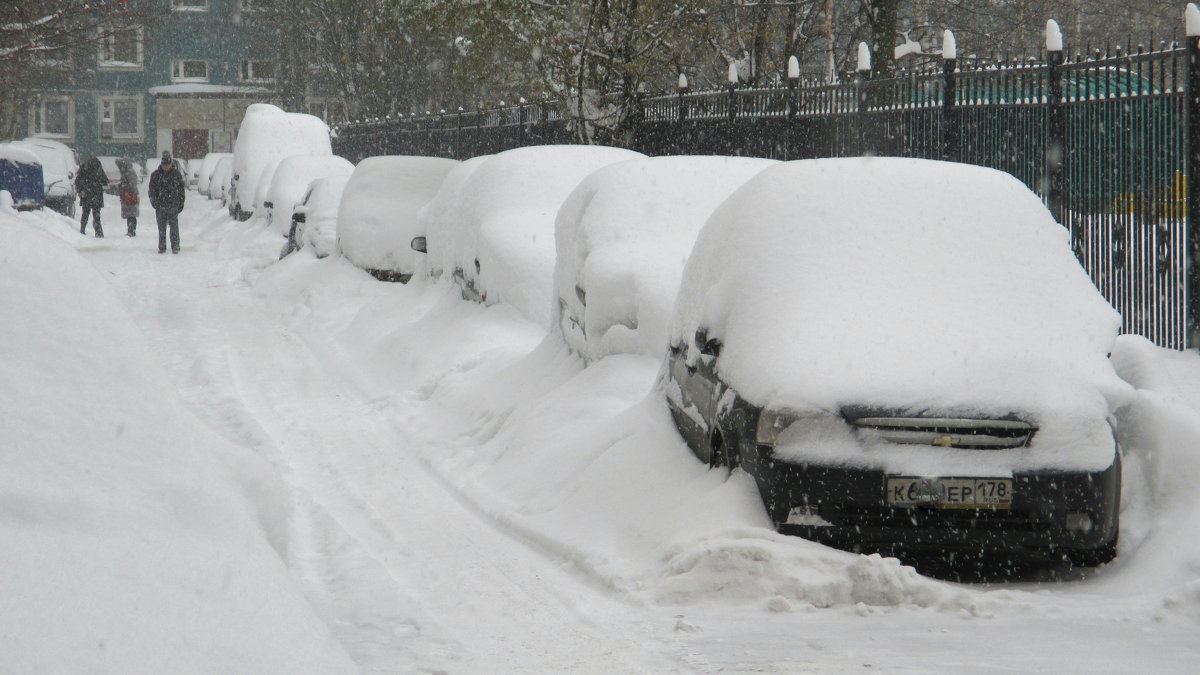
[886, 477, 1013, 509]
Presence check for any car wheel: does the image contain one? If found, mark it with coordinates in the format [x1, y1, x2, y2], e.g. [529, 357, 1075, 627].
[1066, 527, 1118, 567]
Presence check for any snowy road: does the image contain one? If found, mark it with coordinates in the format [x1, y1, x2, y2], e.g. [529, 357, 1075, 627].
[81, 203, 683, 672]
[28, 193, 1200, 673]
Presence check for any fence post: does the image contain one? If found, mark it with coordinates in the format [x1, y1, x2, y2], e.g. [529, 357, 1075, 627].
[1045, 20, 1066, 222]
[856, 42, 872, 156]
[941, 30, 960, 163]
[677, 72, 688, 122]
[1187, 4, 1200, 346]
[727, 62, 739, 154]
[518, 98, 526, 147]
[453, 107, 461, 159]
[787, 56, 800, 161]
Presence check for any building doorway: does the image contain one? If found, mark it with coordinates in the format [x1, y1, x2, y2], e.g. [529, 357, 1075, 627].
[171, 129, 208, 159]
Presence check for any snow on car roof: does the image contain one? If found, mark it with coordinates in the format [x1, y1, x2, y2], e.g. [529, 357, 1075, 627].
[554, 155, 778, 361]
[337, 155, 460, 275]
[671, 157, 1130, 420]
[0, 145, 42, 165]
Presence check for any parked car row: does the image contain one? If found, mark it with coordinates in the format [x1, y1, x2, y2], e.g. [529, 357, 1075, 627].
[263, 143, 1129, 570]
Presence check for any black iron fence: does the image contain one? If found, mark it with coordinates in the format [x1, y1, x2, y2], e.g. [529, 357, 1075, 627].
[334, 28, 1200, 350]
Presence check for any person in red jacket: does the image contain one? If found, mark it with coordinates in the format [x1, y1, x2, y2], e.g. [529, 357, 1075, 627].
[148, 151, 185, 254]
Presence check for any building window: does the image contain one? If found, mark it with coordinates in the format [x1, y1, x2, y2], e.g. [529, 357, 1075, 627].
[171, 0, 209, 10]
[98, 96, 143, 141]
[171, 59, 210, 83]
[29, 96, 75, 139]
[240, 59, 275, 83]
[98, 26, 143, 69]
[306, 99, 347, 124]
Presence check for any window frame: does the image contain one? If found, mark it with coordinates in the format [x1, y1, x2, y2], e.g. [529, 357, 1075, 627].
[170, 0, 210, 10]
[171, 59, 211, 83]
[97, 25, 144, 70]
[240, 59, 275, 83]
[97, 95, 144, 142]
[28, 96, 75, 140]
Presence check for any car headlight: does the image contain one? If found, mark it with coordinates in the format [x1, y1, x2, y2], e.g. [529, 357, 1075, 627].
[756, 407, 841, 446]
[756, 408, 800, 446]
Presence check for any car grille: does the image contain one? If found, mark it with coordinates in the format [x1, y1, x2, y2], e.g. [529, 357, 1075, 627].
[848, 415, 1035, 449]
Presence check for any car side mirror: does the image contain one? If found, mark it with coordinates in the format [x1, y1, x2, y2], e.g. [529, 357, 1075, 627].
[695, 328, 721, 358]
[292, 212, 306, 223]
[410, 236, 427, 253]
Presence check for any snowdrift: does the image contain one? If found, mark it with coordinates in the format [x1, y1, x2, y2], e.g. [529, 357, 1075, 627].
[0, 212, 355, 673]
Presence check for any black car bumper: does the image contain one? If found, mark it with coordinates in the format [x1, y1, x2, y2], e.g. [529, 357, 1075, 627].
[743, 443, 1120, 558]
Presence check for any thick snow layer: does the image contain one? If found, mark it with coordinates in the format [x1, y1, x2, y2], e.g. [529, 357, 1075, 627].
[265, 155, 354, 237]
[554, 155, 777, 361]
[12, 138, 76, 194]
[232, 104, 331, 216]
[209, 156, 233, 202]
[196, 152, 232, 196]
[0, 144, 41, 165]
[0, 212, 355, 672]
[252, 159, 281, 215]
[8, 177, 1200, 674]
[671, 157, 1130, 471]
[336, 155, 459, 276]
[430, 145, 642, 327]
[298, 173, 351, 257]
[421, 154, 492, 279]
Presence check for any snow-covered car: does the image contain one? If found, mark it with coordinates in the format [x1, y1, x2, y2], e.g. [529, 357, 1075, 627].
[11, 137, 78, 216]
[185, 159, 203, 189]
[663, 157, 1131, 567]
[280, 174, 352, 260]
[554, 155, 777, 362]
[263, 155, 354, 237]
[337, 155, 459, 282]
[196, 152, 233, 197]
[424, 145, 642, 326]
[209, 156, 233, 204]
[0, 144, 45, 210]
[251, 159, 282, 222]
[230, 104, 332, 221]
[97, 156, 123, 193]
[419, 154, 492, 280]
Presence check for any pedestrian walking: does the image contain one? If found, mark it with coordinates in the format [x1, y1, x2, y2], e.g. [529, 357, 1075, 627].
[116, 157, 140, 237]
[148, 151, 185, 254]
[74, 156, 107, 237]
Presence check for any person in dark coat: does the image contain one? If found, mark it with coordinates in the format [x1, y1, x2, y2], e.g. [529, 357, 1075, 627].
[148, 151, 185, 254]
[116, 157, 140, 237]
[74, 156, 107, 237]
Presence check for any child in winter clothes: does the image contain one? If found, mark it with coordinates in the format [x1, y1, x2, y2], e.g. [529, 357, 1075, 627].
[116, 157, 140, 236]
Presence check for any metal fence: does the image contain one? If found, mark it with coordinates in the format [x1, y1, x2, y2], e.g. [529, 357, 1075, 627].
[333, 31, 1200, 350]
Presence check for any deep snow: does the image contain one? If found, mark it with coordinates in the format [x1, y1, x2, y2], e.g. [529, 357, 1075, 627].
[3, 187, 1199, 673]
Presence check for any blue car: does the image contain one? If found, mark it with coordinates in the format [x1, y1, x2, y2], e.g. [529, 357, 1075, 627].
[0, 145, 46, 211]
